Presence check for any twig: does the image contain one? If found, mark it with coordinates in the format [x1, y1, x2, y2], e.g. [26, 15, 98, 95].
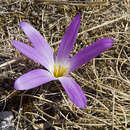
[0, 58, 22, 69]
[33, 0, 109, 7]
[78, 14, 129, 36]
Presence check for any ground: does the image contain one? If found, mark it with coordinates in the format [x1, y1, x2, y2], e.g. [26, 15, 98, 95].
[0, 0, 130, 130]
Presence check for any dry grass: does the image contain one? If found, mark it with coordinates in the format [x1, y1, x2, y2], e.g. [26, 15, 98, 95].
[0, 0, 130, 129]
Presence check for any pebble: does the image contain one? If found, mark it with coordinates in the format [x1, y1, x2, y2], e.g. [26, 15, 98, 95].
[0, 111, 15, 130]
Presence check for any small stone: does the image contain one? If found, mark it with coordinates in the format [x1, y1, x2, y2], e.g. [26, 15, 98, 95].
[0, 111, 15, 130]
[0, 111, 14, 121]
[32, 11, 38, 16]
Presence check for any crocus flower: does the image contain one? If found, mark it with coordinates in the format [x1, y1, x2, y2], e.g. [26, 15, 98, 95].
[11, 14, 114, 108]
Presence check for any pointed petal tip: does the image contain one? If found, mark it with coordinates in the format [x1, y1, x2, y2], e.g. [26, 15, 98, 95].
[79, 105, 87, 109]
[75, 14, 81, 19]
[100, 37, 114, 49]
[10, 40, 18, 46]
[10, 40, 15, 43]
[14, 78, 25, 90]
[14, 85, 20, 90]
[19, 21, 28, 27]
[10, 40, 14, 44]
[19, 22, 33, 32]
[74, 14, 81, 22]
[14, 77, 32, 90]
[78, 98, 87, 109]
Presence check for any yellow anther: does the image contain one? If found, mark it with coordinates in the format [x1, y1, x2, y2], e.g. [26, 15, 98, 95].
[54, 64, 57, 77]
[58, 64, 62, 76]
[53, 64, 68, 78]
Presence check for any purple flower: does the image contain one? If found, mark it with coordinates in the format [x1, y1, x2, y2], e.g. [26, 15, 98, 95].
[11, 14, 114, 108]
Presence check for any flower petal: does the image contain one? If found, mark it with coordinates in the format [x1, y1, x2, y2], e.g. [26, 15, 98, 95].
[14, 69, 55, 90]
[20, 22, 54, 66]
[59, 76, 87, 108]
[56, 14, 80, 62]
[69, 38, 114, 72]
[11, 40, 53, 70]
